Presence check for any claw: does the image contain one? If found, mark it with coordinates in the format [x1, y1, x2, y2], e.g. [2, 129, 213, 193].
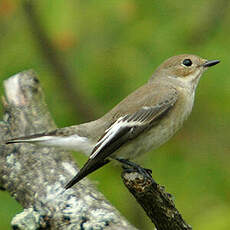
[117, 158, 156, 184]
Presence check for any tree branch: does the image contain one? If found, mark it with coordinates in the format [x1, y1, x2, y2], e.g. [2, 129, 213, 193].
[122, 169, 192, 230]
[0, 70, 137, 230]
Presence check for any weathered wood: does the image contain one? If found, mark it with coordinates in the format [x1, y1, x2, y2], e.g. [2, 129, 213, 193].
[122, 169, 192, 230]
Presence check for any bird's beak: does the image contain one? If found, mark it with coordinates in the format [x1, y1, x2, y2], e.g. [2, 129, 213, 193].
[203, 60, 220, 67]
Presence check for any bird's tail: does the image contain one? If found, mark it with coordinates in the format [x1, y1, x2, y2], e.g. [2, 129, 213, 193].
[5, 120, 102, 153]
[6, 133, 51, 144]
[5, 130, 94, 154]
[65, 158, 110, 189]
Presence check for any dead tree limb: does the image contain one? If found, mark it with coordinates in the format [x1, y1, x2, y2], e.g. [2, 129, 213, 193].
[0, 70, 137, 230]
[122, 169, 192, 230]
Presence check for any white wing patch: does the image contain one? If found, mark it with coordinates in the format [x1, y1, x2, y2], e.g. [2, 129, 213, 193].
[90, 117, 126, 159]
[89, 107, 153, 160]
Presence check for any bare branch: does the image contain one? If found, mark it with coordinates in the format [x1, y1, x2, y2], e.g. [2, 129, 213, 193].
[122, 169, 192, 230]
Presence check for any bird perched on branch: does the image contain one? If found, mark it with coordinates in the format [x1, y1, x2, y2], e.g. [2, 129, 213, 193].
[6, 54, 220, 189]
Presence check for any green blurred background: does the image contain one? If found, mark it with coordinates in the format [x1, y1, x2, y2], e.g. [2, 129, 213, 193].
[0, 0, 229, 229]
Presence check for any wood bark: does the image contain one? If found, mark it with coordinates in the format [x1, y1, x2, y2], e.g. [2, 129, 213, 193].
[122, 170, 192, 230]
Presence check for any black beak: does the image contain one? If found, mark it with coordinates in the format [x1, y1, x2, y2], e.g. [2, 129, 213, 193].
[203, 60, 220, 67]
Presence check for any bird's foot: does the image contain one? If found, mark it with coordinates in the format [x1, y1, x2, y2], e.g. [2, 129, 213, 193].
[116, 158, 155, 183]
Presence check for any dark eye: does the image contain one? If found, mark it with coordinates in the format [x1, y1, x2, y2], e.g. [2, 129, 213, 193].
[182, 59, 192, 67]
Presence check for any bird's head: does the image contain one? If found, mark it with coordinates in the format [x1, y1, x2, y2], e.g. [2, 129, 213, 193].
[151, 54, 220, 87]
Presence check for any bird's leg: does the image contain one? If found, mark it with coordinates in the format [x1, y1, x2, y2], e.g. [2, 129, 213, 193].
[116, 158, 154, 182]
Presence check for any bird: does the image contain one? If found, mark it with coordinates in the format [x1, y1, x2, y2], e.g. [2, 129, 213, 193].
[6, 54, 220, 189]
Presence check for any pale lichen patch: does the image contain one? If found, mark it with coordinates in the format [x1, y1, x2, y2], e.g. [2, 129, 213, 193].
[6, 154, 21, 170]
[4, 75, 26, 106]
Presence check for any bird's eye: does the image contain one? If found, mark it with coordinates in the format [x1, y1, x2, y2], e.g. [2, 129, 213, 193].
[182, 59, 192, 67]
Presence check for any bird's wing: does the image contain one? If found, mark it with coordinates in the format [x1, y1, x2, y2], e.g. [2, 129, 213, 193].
[65, 88, 178, 188]
[90, 97, 177, 160]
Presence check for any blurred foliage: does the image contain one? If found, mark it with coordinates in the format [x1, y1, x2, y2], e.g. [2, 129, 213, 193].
[0, 0, 229, 229]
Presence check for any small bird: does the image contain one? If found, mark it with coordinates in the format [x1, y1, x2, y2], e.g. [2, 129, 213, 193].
[6, 54, 220, 189]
